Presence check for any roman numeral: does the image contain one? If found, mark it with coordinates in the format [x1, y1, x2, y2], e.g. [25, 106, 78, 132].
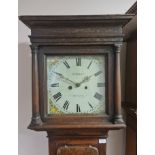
[53, 92, 62, 102]
[97, 83, 105, 87]
[76, 104, 81, 112]
[94, 71, 102, 76]
[63, 61, 70, 69]
[87, 60, 93, 69]
[88, 102, 93, 109]
[63, 100, 70, 110]
[76, 58, 81, 66]
[51, 83, 59, 87]
[94, 92, 103, 101]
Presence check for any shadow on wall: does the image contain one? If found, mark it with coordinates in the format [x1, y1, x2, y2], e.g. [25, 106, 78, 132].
[18, 43, 31, 134]
[18, 43, 48, 155]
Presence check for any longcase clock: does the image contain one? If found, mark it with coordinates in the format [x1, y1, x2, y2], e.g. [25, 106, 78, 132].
[19, 15, 133, 155]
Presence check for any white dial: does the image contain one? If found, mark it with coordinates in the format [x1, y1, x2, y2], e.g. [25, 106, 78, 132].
[47, 55, 106, 114]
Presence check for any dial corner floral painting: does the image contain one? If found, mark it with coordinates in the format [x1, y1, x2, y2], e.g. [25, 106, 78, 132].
[47, 55, 106, 115]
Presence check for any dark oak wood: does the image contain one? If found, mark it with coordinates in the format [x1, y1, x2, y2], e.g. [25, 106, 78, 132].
[114, 44, 124, 124]
[29, 45, 42, 127]
[19, 15, 133, 155]
[48, 134, 107, 155]
[124, 3, 137, 155]
[57, 146, 99, 155]
[126, 2, 137, 15]
[38, 46, 114, 124]
[125, 109, 137, 155]
[19, 15, 133, 46]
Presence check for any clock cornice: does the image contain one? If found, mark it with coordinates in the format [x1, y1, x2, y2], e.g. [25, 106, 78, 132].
[19, 15, 133, 45]
[19, 15, 133, 28]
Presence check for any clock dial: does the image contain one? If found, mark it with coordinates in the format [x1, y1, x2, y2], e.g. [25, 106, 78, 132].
[47, 55, 106, 114]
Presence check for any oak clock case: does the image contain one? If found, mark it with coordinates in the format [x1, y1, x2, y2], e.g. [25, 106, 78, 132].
[39, 46, 112, 123]
[19, 15, 133, 155]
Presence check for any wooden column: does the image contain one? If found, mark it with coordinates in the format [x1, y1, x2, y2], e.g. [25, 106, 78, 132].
[114, 44, 124, 124]
[29, 45, 42, 127]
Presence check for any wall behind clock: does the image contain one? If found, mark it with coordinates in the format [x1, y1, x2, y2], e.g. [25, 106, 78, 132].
[18, 0, 136, 155]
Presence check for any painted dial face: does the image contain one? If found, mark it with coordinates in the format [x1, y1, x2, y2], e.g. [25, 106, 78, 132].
[47, 55, 106, 114]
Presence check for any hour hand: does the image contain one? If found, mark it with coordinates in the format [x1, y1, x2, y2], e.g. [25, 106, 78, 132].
[52, 71, 76, 86]
[52, 71, 64, 78]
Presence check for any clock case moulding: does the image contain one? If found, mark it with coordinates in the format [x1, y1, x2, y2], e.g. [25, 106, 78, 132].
[19, 15, 133, 132]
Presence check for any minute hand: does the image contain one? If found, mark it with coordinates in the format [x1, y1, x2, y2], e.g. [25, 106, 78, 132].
[78, 75, 93, 85]
[79, 71, 102, 85]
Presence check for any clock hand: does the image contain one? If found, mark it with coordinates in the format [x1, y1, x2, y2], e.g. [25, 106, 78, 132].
[75, 75, 93, 87]
[52, 71, 76, 86]
[77, 71, 102, 86]
[52, 71, 63, 78]
[63, 77, 77, 86]
[79, 75, 92, 84]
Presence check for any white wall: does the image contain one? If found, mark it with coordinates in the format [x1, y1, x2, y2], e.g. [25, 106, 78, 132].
[18, 0, 136, 155]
